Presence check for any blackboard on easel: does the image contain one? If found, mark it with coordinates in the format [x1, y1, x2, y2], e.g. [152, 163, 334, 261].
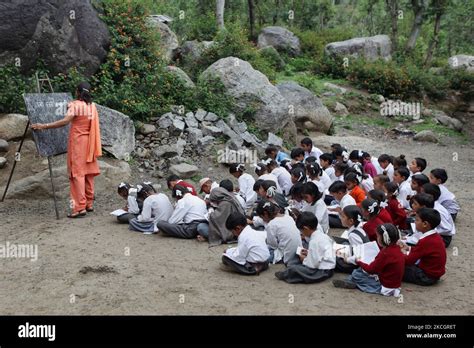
[23, 93, 73, 157]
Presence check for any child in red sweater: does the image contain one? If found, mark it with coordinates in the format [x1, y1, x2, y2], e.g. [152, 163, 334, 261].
[402, 208, 446, 286]
[333, 223, 404, 297]
[344, 172, 366, 206]
[384, 182, 408, 230]
[367, 189, 393, 224]
[361, 198, 384, 242]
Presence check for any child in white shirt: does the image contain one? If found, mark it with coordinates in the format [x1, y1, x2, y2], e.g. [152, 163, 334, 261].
[429, 168, 460, 221]
[328, 181, 357, 228]
[221, 212, 270, 275]
[229, 163, 257, 212]
[275, 212, 335, 283]
[116, 182, 141, 224]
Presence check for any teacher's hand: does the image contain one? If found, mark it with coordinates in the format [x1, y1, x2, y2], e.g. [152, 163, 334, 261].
[30, 123, 47, 130]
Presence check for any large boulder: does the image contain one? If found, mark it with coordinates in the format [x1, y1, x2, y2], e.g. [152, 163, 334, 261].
[325, 35, 391, 61]
[257, 26, 301, 56]
[201, 57, 292, 135]
[179, 40, 215, 66]
[0, 0, 110, 76]
[276, 81, 334, 134]
[165, 66, 195, 88]
[2, 158, 131, 200]
[147, 16, 179, 62]
[0, 114, 32, 141]
[96, 105, 135, 161]
[169, 163, 199, 179]
[448, 55, 474, 73]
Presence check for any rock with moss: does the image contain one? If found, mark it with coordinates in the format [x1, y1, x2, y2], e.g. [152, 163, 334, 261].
[257, 26, 301, 56]
[325, 35, 392, 61]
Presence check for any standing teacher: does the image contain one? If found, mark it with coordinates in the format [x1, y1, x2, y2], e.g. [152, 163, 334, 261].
[31, 82, 102, 218]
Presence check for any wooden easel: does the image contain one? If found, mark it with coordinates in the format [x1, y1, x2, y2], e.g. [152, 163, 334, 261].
[1, 72, 60, 220]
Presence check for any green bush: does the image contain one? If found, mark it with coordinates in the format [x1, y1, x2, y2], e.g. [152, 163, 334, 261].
[447, 69, 474, 102]
[313, 55, 350, 79]
[0, 65, 30, 114]
[295, 28, 354, 59]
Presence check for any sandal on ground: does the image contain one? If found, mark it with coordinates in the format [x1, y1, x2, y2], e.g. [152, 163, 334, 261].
[67, 210, 87, 218]
[86, 206, 94, 212]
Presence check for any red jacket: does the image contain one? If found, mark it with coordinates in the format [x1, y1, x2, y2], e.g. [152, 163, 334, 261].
[350, 185, 366, 206]
[363, 216, 384, 241]
[405, 232, 446, 279]
[176, 180, 198, 196]
[386, 197, 407, 229]
[378, 208, 393, 224]
[357, 244, 405, 289]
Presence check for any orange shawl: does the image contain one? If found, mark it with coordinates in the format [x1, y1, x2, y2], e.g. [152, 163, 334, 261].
[86, 103, 102, 162]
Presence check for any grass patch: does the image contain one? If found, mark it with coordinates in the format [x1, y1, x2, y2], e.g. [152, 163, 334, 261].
[409, 119, 469, 143]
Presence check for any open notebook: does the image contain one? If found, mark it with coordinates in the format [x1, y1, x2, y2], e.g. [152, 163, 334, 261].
[333, 241, 380, 264]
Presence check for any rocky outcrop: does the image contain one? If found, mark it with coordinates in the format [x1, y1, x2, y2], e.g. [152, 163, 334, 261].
[325, 35, 391, 61]
[0, 0, 110, 76]
[147, 16, 179, 62]
[257, 26, 301, 56]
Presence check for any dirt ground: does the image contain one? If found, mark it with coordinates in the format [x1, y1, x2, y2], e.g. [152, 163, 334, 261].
[0, 131, 473, 315]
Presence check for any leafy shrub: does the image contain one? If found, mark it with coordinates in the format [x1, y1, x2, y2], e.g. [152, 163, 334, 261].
[0, 65, 29, 114]
[295, 28, 354, 59]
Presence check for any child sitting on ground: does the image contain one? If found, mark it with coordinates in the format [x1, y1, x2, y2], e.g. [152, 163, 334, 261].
[275, 212, 335, 284]
[383, 182, 408, 230]
[333, 223, 404, 297]
[328, 181, 357, 228]
[429, 168, 460, 221]
[367, 190, 393, 224]
[221, 212, 270, 275]
[402, 208, 446, 286]
[361, 198, 384, 242]
[116, 182, 141, 224]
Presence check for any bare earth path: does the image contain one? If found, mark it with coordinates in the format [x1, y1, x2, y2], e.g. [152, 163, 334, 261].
[0, 134, 473, 315]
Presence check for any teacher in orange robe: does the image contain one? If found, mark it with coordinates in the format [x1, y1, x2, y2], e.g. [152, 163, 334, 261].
[31, 82, 102, 218]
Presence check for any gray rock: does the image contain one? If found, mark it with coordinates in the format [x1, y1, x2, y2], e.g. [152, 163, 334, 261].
[176, 138, 187, 157]
[3, 158, 130, 199]
[135, 147, 150, 159]
[187, 128, 203, 145]
[158, 113, 174, 129]
[228, 114, 248, 134]
[257, 26, 301, 56]
[322, 91, 336, 97]
[414, 130, 438, 143]
[201, 57, 292, 136]
[153, 145, 179, 158]
[448, 54, 474, 72]
[180, 40, 215, 66]
[155, 128, 169, 139]
[169, 163, 199, 178]
[198, 136, 216, 151]
[277, 81, 334, 134]
[170, 118, 185, 136]
[376, 95, 385, 103]
[184, 112, 199, 128]
[433, 111, 463, 132]
[139, 123, 156, 135]
[0, 157, 6, 168]
[325, 35, 392, 61]
[165, 66, 195, 88]
[266, 133, 283, 147]
[422, 107, 433, 117]
[240, 131, 263, 148]
[334, 102, 349, 116]
[204, 112, 219, 122]
[202, 125, 223, 137]
[147, 18, 179, 62]
[0, 0, 110, 76]
[0, 114, 31, 141]
[215, 120, 244, 148]
[258, 46, 286, 69]
[96, 104, 135, 161]
[323, 82, 347, 94]
[0, 139, 9, 152]
[194, 109, 207, 122]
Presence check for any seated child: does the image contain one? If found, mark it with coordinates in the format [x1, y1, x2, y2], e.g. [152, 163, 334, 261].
[288, 182, 306, 211]
[275, 212, 335, 283]
[378, 154, 394, 181]
[266, 159, 293, 196]
[367, 189, 393, 224]
[129, 183, 173, 234]
[410, 173, 429, 195]
[300, 137, 323, 162]
[429, 168, 460, 221]
[361, 198, 384, 242]
[166, 175, 197, 196]
[290, 147, 306, 168]
[403, 193, 435, 245]
[155, 185, 208, 239]
[393, 167, 413, 210]
[221, 212, 270, 275]
[254, 163, 282, 194]
[290, 167, 307, 185]
[373, 174, 390, 191]
[334, 223, 404, 297]
[408, 157, 427, 177]
[328, 181, 357, 228]
[229, 163, 257, 212]
[219, 179, 246, 209]
[306, 161, 331, 194]
[361, 151, 378, 178]
[335, 205, 370, 273]
[256, 200, 302, 265]
[344, 172, 366, 206]
[301, 182, 329, 234]
[383, 182, 408, 230]
[320, 153, 339, 183]
[116, 182, 141, 224]
[265, 145, 289, 165]
[422, 183, 456, 248]
[402, 208, 446, 286]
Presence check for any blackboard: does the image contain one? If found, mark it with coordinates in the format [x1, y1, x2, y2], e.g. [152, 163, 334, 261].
[24, 93, 73, 157]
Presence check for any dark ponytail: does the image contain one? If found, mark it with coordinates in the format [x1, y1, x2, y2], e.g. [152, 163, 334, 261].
[77, 82, 92, 104]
